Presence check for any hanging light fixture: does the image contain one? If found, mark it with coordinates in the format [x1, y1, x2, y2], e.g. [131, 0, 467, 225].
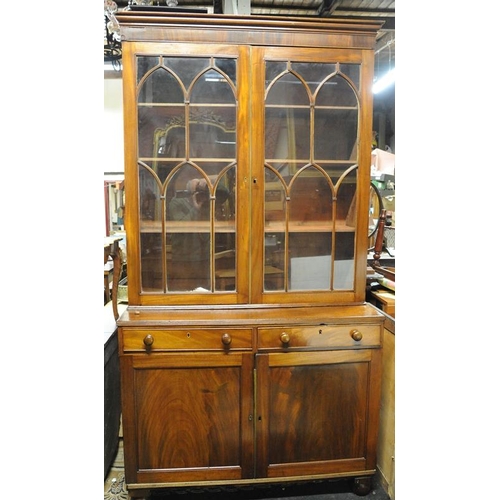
[104, 0, 122, 71]
[104, 0, 186, 72]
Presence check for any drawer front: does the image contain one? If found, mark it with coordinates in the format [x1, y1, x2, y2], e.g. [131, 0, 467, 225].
[257, 324, 381, 349]
[121, 328, 253, 352]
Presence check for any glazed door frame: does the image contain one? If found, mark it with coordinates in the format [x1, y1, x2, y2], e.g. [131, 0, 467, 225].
[122, 42, 251, 306]
[249, 46, 374, 305]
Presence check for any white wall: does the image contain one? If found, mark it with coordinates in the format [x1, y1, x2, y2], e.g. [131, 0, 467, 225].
[104, 77, 125, 235]
[104, 77, 125, 176]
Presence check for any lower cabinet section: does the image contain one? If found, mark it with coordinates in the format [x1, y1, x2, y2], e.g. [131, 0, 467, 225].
[118, 304, 384, 498]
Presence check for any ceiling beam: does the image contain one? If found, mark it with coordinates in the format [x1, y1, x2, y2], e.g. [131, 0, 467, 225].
[317, 0, 394, 29]
[213, 0, 223, 13]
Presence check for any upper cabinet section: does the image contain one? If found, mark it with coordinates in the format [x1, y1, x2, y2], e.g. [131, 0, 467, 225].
[117, 12, 382, 306]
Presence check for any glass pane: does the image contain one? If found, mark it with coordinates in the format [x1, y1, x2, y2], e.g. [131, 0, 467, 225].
[264, 167, 286, 291]
[139, 164, 162, 223]
[339, 63, 360, 90]
[265, 61, 287, 84]
[290, 168, 332, 225]
[188, 107, 236, 159]
[166, 165, 211, 292]
[336, 167, 357, 229]
[215, 167, 237, 291]
[191, 69, 236, 104]
[264, 232, 285, 291]
[141, 233, 163, 292]
[333, 167, 357, 290]
[265, 107, 310, 165]
[314, 73, 358, 165]
[137, 56, 159, 84]
[289, 233, 332, 290]
[215, 58, 237, 86]
[289, 170, 333, 291]
[138, 67, 184, 104]
[215, 167, 236, 223]
[265, 168, 286, 225]
[139, 164, 163, 292]
[316, 74, 358, 107]
[333, 233, 355, 289]
[314, 108, 358, 161]
[140, 106, 185, 160]
[266, 72, 309, 106]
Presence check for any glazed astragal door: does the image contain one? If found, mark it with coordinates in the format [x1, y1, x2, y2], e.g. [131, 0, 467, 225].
[251, 47, 373, 305]
[124, 44, 250, 305]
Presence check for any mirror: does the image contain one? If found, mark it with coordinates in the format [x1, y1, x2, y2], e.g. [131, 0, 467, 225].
[104, 179, 125, 236]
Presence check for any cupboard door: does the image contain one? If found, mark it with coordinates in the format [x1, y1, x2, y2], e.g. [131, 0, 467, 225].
[255, 349, 381, 478]
[121, 351, 254, 484]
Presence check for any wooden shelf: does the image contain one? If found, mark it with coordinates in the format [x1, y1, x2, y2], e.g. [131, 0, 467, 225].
[140, 220, 236, 233]
[264, 220, 355, 232]
[139, 220, 354, 233]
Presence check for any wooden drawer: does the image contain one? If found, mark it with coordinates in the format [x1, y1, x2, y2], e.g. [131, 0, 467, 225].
[121, 328, 253, 352]
[257, 324, 381, 350]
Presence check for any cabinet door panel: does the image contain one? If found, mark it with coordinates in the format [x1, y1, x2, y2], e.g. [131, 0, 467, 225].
[121, 352, 254, 483]
[251, 46, 372, 304]
[255, 350, 378, 478]
[124, 44, 250, 305]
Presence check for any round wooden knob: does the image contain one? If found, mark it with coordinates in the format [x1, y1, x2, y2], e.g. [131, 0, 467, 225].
[280, 332, 290, 344]
[350, 329, 363, 341]
[221, 333, 232, 346]
[143, 334, 154, 347]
